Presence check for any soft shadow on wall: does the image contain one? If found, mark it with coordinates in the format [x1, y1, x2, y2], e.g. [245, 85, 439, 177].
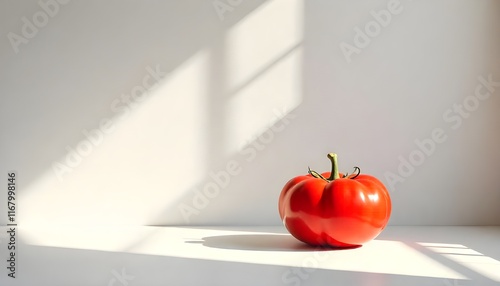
[0, 0, 306, 226]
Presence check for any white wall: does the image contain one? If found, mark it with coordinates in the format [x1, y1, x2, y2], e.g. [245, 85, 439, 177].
[0, 0, 499, 226]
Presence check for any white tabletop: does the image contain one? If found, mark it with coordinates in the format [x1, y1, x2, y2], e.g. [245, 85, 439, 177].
[1, 225, 499, 286]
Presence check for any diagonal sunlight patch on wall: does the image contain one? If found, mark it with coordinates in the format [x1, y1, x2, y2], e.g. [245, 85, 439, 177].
[226, 0, 303, 90]
[19, 49, 211, 226]
[227, 43, 303, 153]
[147, 0, 306, 225]
[17, 0, 305, 227]
[420, 242, 500, 282]
[225, 0, 303, 154]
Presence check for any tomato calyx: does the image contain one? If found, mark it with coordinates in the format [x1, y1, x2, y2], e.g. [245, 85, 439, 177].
[346, 166, 361, 179]
[308, 153, 360, 182]
[307, 167, 329, 181]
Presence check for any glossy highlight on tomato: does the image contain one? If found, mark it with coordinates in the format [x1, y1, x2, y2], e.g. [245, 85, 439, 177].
[278, 153, 391, 248]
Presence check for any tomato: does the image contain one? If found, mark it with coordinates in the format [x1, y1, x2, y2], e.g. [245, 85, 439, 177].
[278, 153, 391, 248]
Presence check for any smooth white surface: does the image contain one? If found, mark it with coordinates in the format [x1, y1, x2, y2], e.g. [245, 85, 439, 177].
[1, 0, 500, 226]
[1, 226, 499, 285]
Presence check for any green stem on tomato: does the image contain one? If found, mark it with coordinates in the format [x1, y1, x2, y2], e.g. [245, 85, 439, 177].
[327, 153, 340, 181]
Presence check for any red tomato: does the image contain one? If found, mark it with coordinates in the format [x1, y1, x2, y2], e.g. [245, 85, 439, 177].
[278, 153, 391, 248]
